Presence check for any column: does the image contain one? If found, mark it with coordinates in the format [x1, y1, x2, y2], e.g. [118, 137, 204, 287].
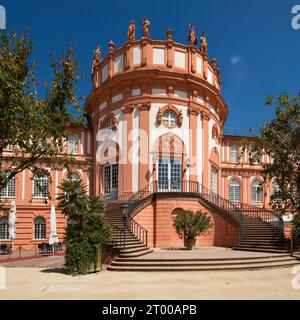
[138, 102, 151, 189]
[121, 104, 134, 193]
[188, 107, 200, 182]
[202, 110, 210, 188]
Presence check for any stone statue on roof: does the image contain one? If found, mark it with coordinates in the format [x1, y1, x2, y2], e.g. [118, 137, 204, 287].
[200, 32, 207, 53]
[188, 23, 197, 46]
[141, 17, 150, 38]
[92, 45, 101, 74]
[127, 20, 135, 42]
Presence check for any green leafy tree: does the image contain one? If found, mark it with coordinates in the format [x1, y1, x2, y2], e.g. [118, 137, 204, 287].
[173, 210, 213, 249]
[242, 92, 300, 213]
[0, 29, 83, 200]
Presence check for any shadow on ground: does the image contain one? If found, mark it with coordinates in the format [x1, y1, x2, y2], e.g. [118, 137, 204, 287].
[40, 267, 67, 275]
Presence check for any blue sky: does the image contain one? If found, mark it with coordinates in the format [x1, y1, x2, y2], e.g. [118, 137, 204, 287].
[1, 0, 300, 134]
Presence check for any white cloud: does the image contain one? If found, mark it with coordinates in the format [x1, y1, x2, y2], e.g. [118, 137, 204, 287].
[230, 55, 241, 65]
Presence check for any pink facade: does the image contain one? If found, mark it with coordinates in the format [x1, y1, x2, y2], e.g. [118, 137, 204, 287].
[0, 22, 281, 250]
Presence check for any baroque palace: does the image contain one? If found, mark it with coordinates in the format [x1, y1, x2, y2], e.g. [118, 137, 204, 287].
[0, 19, 289, 256]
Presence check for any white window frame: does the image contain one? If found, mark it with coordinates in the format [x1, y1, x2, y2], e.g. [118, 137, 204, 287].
[103, 163, 118, 195]
[162, 110, 177, 127]
[251, 180, 262, 202]
[0, 217, 9, 240]
[0, 173, 15, 198]
[211, 167, 218, 195]
[33, 175, 50, 199]
[69, 135, 79, 155]
[34, 217, 46, 240]
[231, 144, 238, 163]
[229, 179, 240, 202]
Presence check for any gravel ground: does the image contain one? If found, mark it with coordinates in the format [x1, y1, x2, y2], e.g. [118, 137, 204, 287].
[0, 256, 299, 300]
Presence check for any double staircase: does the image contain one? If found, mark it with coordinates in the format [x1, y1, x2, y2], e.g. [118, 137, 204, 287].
[104, 180, 298, 271]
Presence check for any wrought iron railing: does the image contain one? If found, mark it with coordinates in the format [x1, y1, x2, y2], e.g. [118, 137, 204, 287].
[118, 180, 284, 243]
[126, 216, 148, 248]
[109, 225, 126, 250]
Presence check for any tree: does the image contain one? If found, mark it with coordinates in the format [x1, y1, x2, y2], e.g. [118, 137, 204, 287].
[57, 179, 89, 228]
[57, 179, 112, 275]
[0, 29, 83, 201]
[242, 92, 300, 213]
[173, 210, 213, 249]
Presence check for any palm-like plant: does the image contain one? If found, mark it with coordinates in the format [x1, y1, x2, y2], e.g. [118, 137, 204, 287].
[173, 210, 213, 249]
[57, 179, 112, 274]
[57, 179, 89, 228]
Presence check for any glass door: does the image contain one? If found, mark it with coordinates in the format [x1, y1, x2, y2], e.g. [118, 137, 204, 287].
[158, 158, 182, 191]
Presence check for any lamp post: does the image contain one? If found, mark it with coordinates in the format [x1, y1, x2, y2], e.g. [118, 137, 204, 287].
[121, 202, 129, 227]
[276, 203, 285, 248]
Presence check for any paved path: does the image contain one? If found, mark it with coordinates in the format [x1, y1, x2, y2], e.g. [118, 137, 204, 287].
[0, 248, 300, 299]
[137, 247, 288, 260]
[0, 265, 299, 299]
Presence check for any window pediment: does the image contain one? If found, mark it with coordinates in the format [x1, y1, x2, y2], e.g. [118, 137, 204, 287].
[157, 105, 183, 128]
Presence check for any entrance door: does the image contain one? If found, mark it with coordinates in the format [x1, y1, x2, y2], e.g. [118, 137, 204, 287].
[158, 158, 182, 191]
[211, 167, 218, 203]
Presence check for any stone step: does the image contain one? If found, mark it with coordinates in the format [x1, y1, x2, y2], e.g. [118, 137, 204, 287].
[111, 256, 296, 267]
[235, 244, 285, 249]
[115, 253, 290, 263]
[120, 246, 149, 254]
[233, 246, 287, 253]
[118, 248, 153, 258]
[107, 260, 300, 272]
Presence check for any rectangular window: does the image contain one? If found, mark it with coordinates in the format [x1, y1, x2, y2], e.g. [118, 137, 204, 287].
[174, 51, 186, 69]
[133, 46, 141, 65]
[132, 88, 141, 96]
[211, 168, 217, 194]
[102, 64, 108, 82]
[0, 218, 9, 240]
[231, 144, 238, 163]
[152, 88, 167, 96]
[251, 182, 262, 202]
[33, 176, 49, 198]
[69, 135, 79, 155]
[112, 93, 123, 104]
[0, 174, 15, 198]
[207, 68, 213, 84]
[153, 48, 165, 65]
[114, 54, 123, 73]
[196, 56, 202, 74]
[103, 164, 118, 195]
[99, 101, 107, 110]
[174, 90, 187, 99]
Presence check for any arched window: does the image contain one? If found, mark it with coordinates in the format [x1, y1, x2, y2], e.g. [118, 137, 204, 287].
[0, 217, 9, 240]
[229, 179, 240, 202]
[34, 217, 46, 240]
[231, 144, 238, 163]
[0, 173, 15, 198]
[162, 110, 177, 127]
[33, 174, 49, 198]
[251, 180, 262, 202]
[67, 172, 80, 182]
[106, 118, 114, 130]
